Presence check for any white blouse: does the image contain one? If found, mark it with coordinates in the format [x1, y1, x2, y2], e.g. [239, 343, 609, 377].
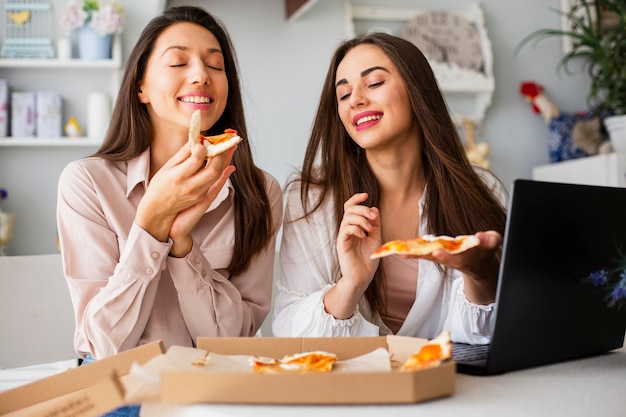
[272, 169, 508, 344]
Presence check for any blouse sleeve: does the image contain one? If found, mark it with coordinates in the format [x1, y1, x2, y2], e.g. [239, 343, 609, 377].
[57, 160, 171, 359]
[272, 183, 378, 337]
[444, 272, 495, 344]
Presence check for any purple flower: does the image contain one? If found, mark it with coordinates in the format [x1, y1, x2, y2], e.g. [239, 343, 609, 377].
[586, 269, 609, 286]
[61, 2, 88, 35]
[90, 3, 125, 36]
[61, 1, 125, 36]
[608, 273, 626, 308]
[0, 188, 7, 201]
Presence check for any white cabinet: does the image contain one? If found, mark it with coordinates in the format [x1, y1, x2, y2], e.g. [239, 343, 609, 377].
[532, 153, 626, 187]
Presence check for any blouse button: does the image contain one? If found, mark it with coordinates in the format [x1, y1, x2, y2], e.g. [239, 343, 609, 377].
[145, 267, 154, 275]
[201, 269, 207, 277]
[194, 256, 201, 265]
[152, 252, 160, 260]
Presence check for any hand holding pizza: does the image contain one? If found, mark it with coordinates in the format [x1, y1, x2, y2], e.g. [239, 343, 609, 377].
[371, 231, 502, 304]
[136, 112, 239, 257]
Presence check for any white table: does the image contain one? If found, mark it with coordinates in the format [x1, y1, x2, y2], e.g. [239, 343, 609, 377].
[141, 346, 626, 417]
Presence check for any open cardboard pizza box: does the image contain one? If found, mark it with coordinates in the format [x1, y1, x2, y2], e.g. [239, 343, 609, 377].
[155, 336, 455, 405]
[0, 341, 165, 417]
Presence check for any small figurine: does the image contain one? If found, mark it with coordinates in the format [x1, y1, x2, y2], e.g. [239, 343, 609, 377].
[65, 116, 82, 138]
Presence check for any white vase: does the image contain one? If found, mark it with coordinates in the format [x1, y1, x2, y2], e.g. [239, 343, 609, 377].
[77, 25, 112, 60]
[604, 114, 626, 153]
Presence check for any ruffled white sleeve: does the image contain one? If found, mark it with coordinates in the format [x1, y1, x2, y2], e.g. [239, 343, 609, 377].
[443, 274, 495, 344]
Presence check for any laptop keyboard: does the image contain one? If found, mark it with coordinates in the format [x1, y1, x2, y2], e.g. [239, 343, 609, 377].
[452, 343, 490, 362]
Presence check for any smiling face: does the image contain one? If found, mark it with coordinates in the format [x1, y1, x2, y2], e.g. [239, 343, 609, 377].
[138, 22, 228, 142]
[335, 44, 417, 151]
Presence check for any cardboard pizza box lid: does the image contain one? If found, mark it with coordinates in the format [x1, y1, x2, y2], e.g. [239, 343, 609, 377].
[0, 340, 165, 417]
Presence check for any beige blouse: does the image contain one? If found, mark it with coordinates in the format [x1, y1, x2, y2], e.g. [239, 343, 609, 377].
[56, 149, 283, 359]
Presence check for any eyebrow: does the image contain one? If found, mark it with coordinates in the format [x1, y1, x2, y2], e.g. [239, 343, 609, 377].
[335, 66, 389, 88]
[160, 46, 222, 57]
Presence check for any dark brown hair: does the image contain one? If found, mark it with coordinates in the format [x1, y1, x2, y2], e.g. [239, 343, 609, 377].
[296, 32, 507, 315]
[93, 6, 274, 275]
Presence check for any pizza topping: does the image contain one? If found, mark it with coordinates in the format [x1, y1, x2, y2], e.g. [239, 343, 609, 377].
[251, 351, 337, 374]
[370, 234, 480, 259]
[400, 330, 452, 371]
[188, 110, 242, 157]
[199, 128, 239, 145]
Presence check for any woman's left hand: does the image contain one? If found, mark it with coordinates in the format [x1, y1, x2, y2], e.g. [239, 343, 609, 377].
[417, 231, 502, 304]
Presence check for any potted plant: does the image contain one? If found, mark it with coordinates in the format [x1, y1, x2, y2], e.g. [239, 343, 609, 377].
[516, 0, 626, 151]
[61, 0, 125, 60]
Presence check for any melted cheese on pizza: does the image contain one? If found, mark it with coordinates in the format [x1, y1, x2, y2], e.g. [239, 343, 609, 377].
[252, 351, 337, 374]
[400, 330, 452, 371]
[371, 234, 479, 259]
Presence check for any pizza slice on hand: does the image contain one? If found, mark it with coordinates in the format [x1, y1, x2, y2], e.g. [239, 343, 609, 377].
[370, 234, 480, 259]
[188, 109, 242, 157]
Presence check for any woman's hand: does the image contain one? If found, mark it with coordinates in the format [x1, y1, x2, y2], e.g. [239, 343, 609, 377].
[324, 193, 381, 319]
[168, 146, 237, 257]
[136, 142, 237, 256]
[418, 230, 503, 304]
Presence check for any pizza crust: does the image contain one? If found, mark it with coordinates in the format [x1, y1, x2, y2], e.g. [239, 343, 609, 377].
[188, 109, 242, 157]
[370, 234, 480, 259]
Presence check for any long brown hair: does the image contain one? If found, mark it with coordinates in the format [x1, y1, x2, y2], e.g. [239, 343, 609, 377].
[296, 32, 507, 315]
[93, 6, 274, 275]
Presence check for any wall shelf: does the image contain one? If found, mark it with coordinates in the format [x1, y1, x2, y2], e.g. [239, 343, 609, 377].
[0, 138, 102, 146]
[0, 34, 122, 69]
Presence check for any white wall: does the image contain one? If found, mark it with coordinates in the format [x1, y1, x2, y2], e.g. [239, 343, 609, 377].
[0, 0, 591, 255]
[180, 0, 590, 190]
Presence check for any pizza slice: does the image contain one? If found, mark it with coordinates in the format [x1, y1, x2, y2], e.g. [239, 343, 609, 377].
[251, 351, 337, 374]
[370, 234, 480, 259]
[400, 330, 452, 371]
[188, 109, 242, 157]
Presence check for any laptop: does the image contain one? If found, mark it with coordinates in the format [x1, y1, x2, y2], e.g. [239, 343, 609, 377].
[453, 179, 626, 375]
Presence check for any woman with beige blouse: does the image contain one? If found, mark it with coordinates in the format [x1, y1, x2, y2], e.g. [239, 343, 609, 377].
[56, 6, 282, 365]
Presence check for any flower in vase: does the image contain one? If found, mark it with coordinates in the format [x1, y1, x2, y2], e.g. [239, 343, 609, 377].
[61, 0, 126, 36]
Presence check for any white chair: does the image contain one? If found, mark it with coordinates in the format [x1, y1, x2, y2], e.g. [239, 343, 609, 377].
[0, 254, 77, 370]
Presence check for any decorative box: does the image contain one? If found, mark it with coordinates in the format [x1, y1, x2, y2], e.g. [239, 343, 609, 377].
[36, 91, 62, 137]
[11, 92, 36, 137]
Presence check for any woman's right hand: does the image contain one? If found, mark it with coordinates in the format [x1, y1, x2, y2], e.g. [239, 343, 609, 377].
[168, 145, 237, 257]
[324, 193, 381, 319]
